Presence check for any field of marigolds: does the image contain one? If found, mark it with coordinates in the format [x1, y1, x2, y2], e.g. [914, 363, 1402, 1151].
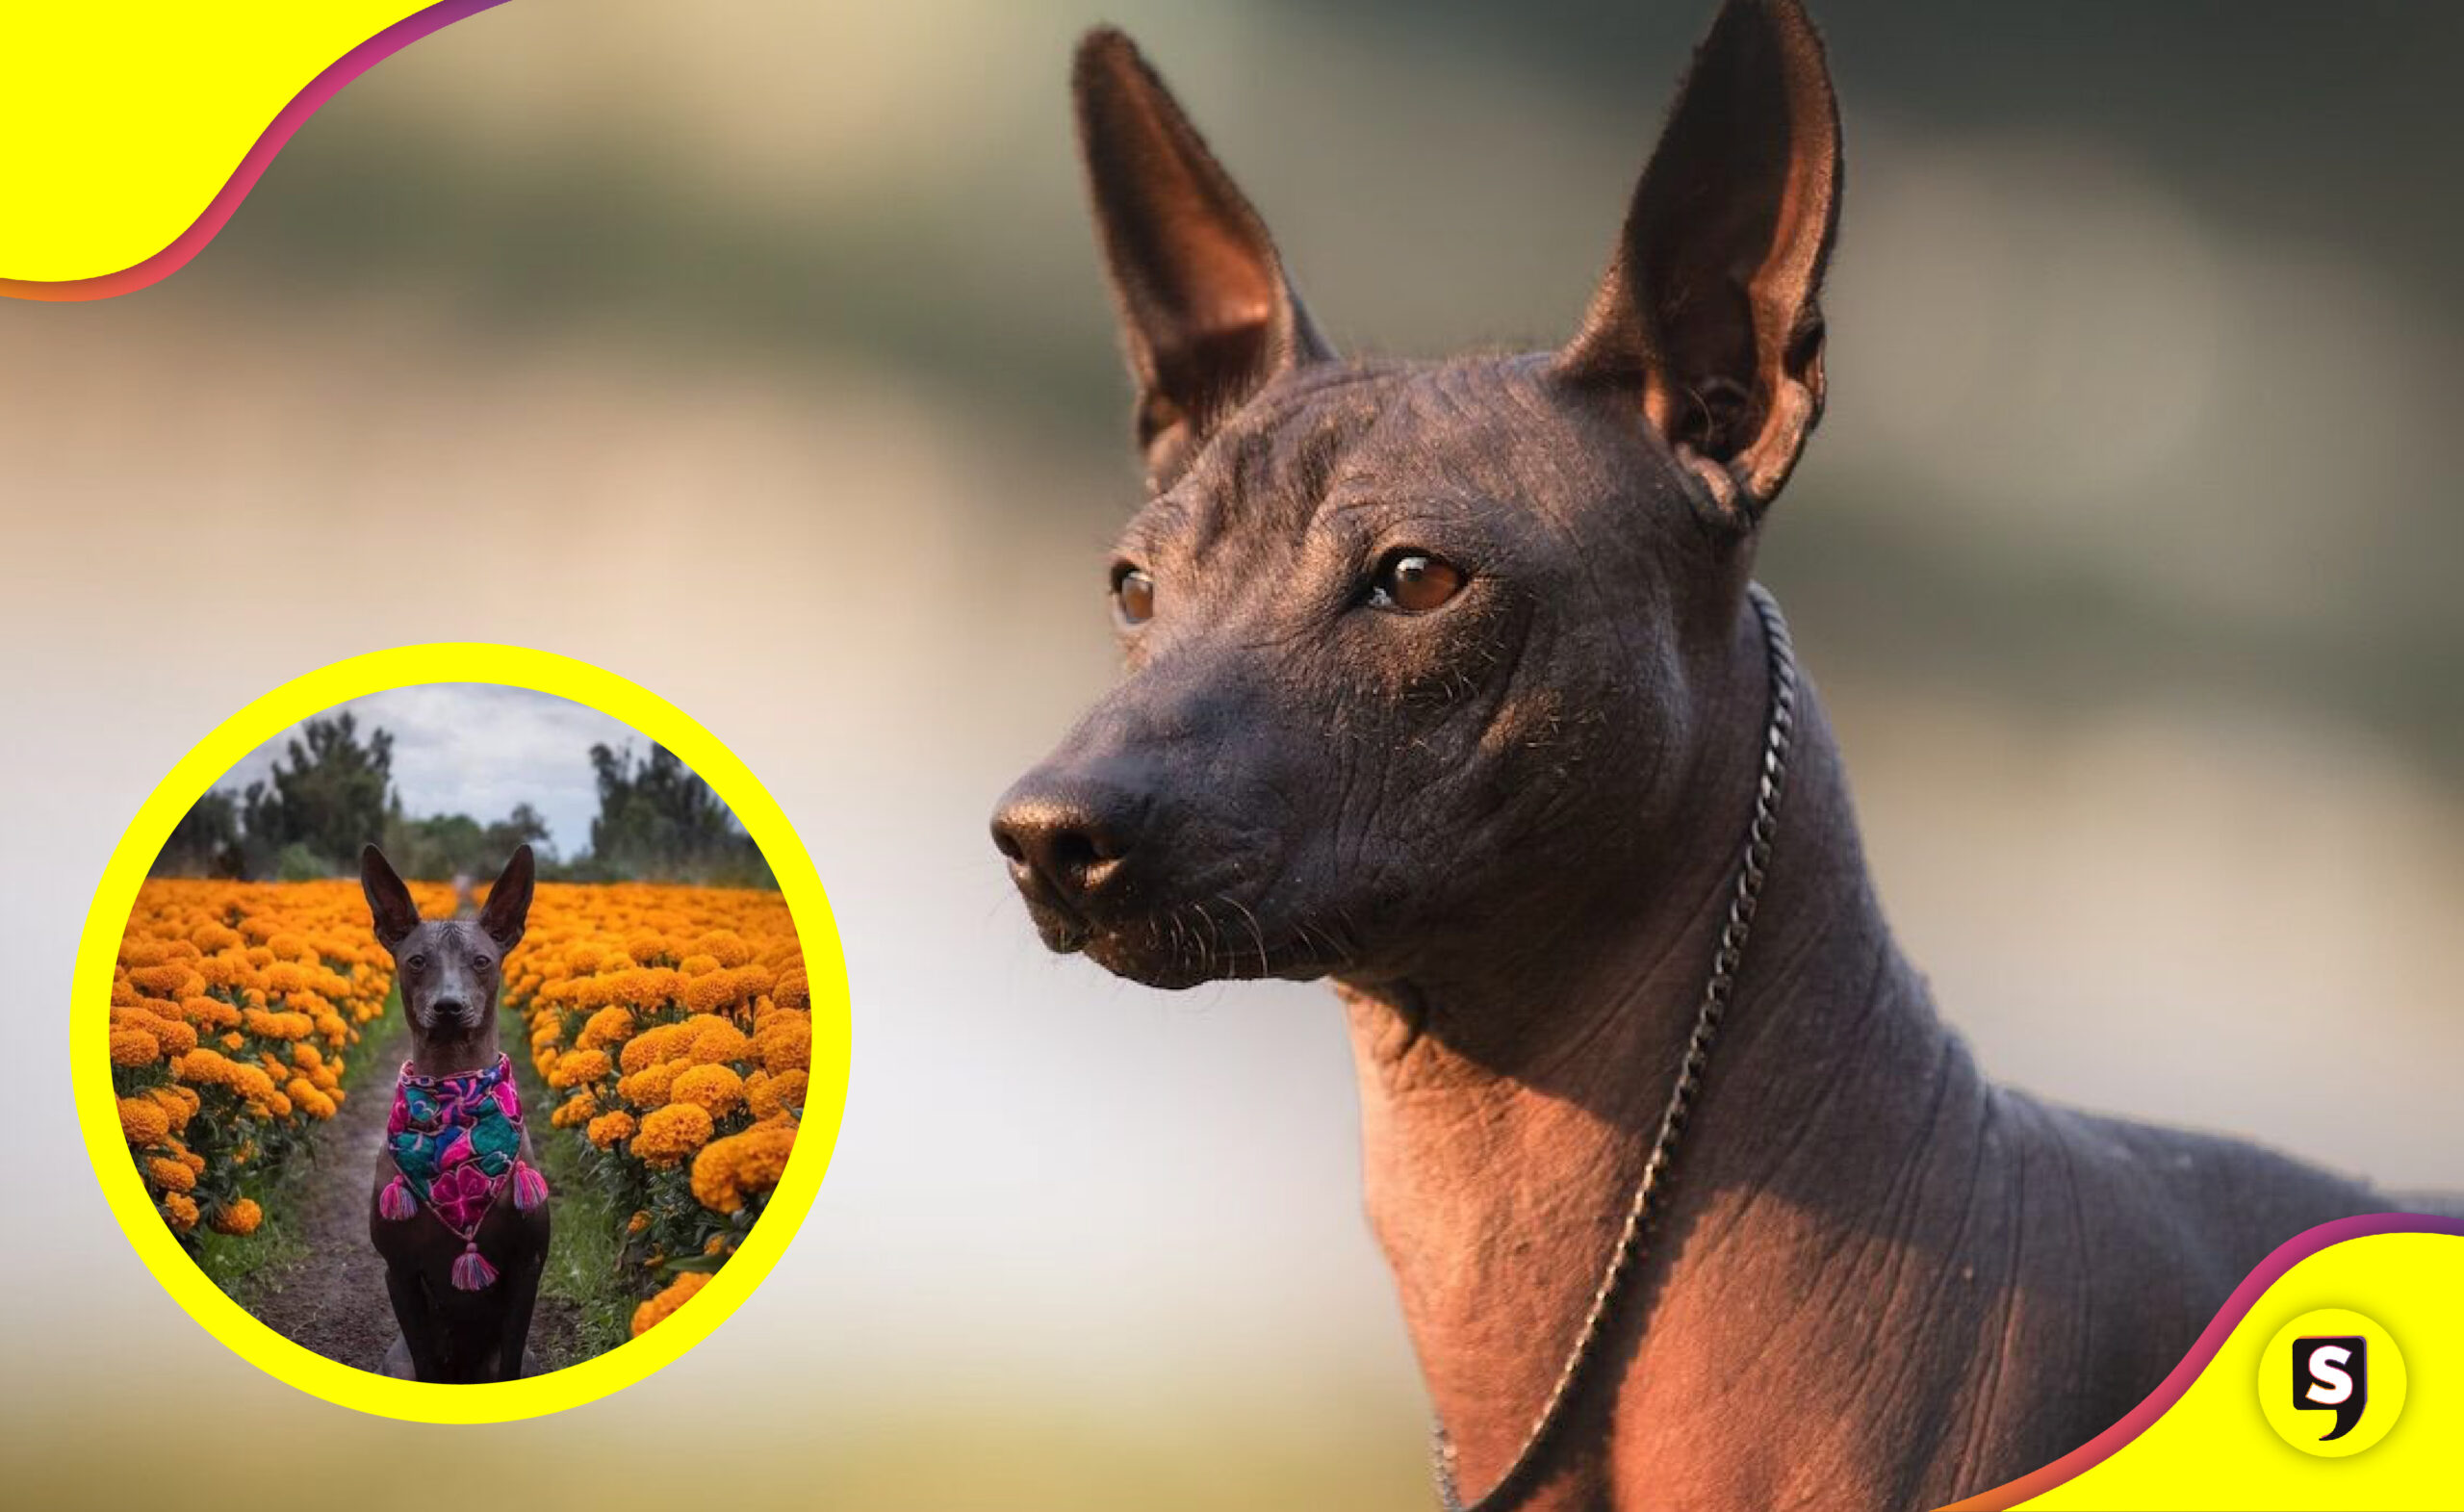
[506, 881, 812, 1336]
[110, 875, 814, 1343]
[112, 878, 450, 1245]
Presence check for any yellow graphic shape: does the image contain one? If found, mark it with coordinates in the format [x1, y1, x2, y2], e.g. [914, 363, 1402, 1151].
[2023, 1233, 2458, 1510]
[1, 4, 435, 283]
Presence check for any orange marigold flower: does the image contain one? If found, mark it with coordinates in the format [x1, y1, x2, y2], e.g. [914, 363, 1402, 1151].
[148, 1084, 200, 1131]
[618, 1022, 691, 1074]
[691, 1121, 798, 1214]
[696, 931, 755, 968]
[242, 1007, 313, 1040]
[548, 1048, 612, 1089]
[681, 970, 746, 1016]
[629, 1271, 711, 1337]
[755, 1013, 811, 1075]
[678, 953, 722, 978]
[617, 1061, 679, 1109]
[631, 1103, 714, 1167]
[682, 1015, 750, 1065]
[110, 1029, 162, 1066]
[587, 1110, 637, 1150]
[118, 1096, 170, 1146]
[162, 1192, 200, 1232]
[773, 962, 810, 1012]
[143, 1156, 196, 1192]
[552, 1089, 600, 1128]
[668, 1063, 744, 1117]
[113, 1006, 198, 1058]
[211, 1197, 263, 1236]
[576, 1006, 634, 1053]
[747, 1067, 808, 1121]
[627, 1210, 651, 1235]
[191, 922, 242, 953]
[128, 963, 192, 996]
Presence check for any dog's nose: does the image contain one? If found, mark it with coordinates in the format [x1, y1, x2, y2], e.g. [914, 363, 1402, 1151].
[430, 997, 469, 1021]
[991, 775, 1148, 909]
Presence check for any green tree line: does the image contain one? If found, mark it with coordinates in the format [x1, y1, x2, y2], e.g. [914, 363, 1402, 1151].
[153, 712, 772, 887]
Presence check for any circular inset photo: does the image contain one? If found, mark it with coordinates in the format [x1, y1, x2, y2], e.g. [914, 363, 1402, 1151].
[71, 647, 846, 1422]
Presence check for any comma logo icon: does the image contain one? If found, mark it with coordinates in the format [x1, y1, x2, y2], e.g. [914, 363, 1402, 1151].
[2260, 1309, 2405, 1457]
[2292, 1335, 2367, 1441]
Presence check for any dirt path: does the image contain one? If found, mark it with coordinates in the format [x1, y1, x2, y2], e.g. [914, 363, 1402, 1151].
[232, 1026, 586, 1375]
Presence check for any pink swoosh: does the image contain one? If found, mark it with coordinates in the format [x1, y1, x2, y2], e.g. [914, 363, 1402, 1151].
[0, 0, 510, 303]
[1941, 1212, 2464, 1509]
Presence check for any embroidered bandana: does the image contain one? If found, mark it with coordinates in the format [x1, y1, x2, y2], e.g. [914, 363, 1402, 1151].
[378, 1053, 547, 1290]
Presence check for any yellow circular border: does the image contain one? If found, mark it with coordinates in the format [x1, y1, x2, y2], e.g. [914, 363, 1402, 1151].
[70, 644, 850, 1422]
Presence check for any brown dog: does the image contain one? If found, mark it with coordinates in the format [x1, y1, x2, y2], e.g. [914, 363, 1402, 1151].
[361, 844, 548, 1382]
[993, 2, 2432, 1505]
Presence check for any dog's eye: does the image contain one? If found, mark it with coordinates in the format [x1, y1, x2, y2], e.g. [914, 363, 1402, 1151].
[1112, 563, 1156, 627]
[472, 955, 492, 970]
[1370, 551, 1467, 613]
[405, 955, 426, 971]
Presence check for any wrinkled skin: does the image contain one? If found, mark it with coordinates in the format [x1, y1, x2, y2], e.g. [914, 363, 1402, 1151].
[360, 844, 548, 1383]
[996, 4, 2449, 1508]
[1012, 354, 1738, 995]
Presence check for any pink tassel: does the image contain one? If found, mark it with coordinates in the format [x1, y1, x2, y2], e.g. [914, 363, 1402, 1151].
[511, 1162, 549, 1212]
[377, 1176, 417, 1222]
[450, 1242, 499, 1292]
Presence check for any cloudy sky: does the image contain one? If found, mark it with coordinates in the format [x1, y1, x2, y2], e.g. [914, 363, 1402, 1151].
[213, 683, 646, 859]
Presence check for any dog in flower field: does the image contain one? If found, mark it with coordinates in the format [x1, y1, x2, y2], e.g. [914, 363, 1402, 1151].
[361, 843, 550, 1382]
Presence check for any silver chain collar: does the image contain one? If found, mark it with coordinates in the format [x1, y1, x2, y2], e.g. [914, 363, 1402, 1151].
[1431, 583, 1801, 1512]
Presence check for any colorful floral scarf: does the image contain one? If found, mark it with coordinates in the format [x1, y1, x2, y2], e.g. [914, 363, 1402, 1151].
[377, 1053, 547, 1291]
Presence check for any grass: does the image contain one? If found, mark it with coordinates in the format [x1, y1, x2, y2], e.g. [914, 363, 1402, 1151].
[192, 1172, 314, 1294]
[192, 987, 405, 1297]
[512, 1050, 640, 1357]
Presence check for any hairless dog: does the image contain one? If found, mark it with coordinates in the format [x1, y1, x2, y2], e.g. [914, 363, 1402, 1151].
[362, 844, 548, 1382]
[994, 3, 2438, 1505]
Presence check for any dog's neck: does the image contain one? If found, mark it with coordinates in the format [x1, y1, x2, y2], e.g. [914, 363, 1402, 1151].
[1338, 601, 1994, 1505]
[407, 1023, 502, 1079]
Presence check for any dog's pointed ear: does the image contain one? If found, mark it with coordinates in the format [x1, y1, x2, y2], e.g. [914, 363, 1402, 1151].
[1555, 0, 1841, 527]
[360, 845, 421, 951]
[478, 844, 536, 953]
[1073, 27, 1332, 492]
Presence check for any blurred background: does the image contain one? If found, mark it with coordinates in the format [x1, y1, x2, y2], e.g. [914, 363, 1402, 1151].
[4, 1, 2459, 1505]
